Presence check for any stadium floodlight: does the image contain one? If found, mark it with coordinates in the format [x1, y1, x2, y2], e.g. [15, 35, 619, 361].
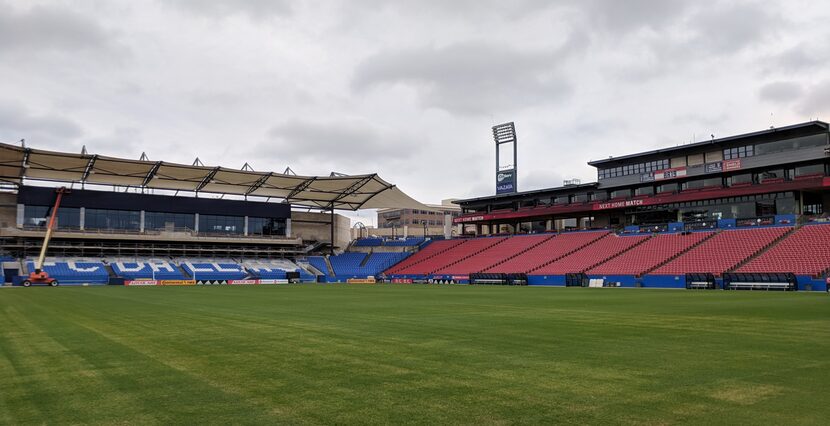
[492, 122, 518, 195]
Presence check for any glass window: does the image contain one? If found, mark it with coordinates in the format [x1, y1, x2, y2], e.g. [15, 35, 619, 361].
[590, 192, 608, 201]
[703, 177, 723, 188]
[23, 205, 81, 229]
[656, 183, 678, 193]
[199, 214, 244, 234]
[755, 134, 828, 156]
[571, 193, 588, 203]
[726, 173, 752, 186]
[145, 212, 195, 230]
[794, 163, 825, 177]
[85, 208, 141, 230]
[610, 189, 631, 199]
[634, 186, 653, 196]
[682, 180, 705, 190]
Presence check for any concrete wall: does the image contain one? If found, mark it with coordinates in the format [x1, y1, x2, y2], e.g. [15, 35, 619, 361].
[290, 211, 351, 250]
[0, 193, 17, 229]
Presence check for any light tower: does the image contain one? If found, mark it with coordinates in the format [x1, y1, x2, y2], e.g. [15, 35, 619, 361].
[493, 122, 518, 194]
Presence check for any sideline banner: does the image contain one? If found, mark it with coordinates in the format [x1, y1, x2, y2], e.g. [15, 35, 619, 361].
[391, 278, 413, 284]
[259, 279, 289, 284]
[347, 277, 377, 284]
[159, 280, 197, 286]
[125, 279, 197, 286]
[124, 280, 158, 286]
[228, 279, 259, 285]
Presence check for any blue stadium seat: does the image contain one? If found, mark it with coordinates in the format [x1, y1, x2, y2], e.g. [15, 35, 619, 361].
[308, 256, 330, 276]
[111, 261, 184, 280]
[181, 262, 246, 280]
[327, 252, 410, 278]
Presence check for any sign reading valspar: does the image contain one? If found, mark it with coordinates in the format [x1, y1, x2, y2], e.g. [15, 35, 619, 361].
[496, 169, 517, 194]
[594, 199, 645, 210]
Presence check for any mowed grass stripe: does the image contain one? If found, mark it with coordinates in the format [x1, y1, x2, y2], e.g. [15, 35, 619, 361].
[0, 285, 828, 425]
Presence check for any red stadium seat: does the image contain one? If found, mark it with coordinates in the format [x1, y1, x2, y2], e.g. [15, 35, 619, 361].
[587, 232, 715, 276]
[737, 224, 830, 276]
[651, 227, 791, 275]
[486, 231, 609, 274]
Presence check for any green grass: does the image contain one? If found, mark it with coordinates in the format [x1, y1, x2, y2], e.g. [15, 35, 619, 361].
[0, 285, 828, 425]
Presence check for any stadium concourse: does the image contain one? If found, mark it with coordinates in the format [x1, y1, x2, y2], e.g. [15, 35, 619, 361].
[1, 120, 830, 290]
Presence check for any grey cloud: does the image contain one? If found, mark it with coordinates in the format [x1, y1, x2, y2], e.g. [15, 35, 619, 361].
[765, 43, 830, 73]
[759, 81, 803, 103]
[0, 102, 83, 146]
[352, 38, 584, 115]
[166, 0, 292, 20]
[263, 119, 403, 164]
[684, 2, 783, 54]
[0, 4, 113, 53]
[580, 0, 691, 33]
[796, 81, 830, 117]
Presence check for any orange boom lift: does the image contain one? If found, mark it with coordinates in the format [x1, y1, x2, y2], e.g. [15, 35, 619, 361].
[23, 187, 70, 287]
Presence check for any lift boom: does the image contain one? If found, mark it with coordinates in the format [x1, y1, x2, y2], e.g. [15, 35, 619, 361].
[23, 187, 69, 286]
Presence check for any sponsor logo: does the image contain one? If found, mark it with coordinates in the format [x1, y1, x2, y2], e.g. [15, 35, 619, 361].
[496, 169, 516, 194]
[705, 162, 723, 173]
[451, 275, 469, 281]
[391, 278, 413, 284]
[595, 199, 645, 210]
[228, 279, 258, 285]
[347, 277, 377, 284]
[723, 159, 742, 171]
[124, 280, 158, 286]
[654, 167, 687, 181]
[159, 280, 197, 286]
[196, 280, 226, 285]
[258, 279, 289, 284]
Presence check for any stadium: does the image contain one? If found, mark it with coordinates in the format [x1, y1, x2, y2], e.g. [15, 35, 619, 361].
[2, 121, 828, 290]
[1, 119, 830, 424]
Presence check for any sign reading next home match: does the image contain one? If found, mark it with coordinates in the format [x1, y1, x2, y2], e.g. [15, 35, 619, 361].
[496, 169, 517, 194]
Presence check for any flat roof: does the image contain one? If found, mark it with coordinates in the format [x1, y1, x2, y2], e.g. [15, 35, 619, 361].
[587, 120, 828, 167]
[455, 182, 599, 205]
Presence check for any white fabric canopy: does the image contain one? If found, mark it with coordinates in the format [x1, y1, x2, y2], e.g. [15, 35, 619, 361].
[0, 142, 428, 210]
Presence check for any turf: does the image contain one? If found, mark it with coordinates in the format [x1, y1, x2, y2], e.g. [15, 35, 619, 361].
[0, 285, 828, 425]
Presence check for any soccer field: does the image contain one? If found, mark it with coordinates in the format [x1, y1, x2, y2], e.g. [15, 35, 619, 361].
[1, 285, 828, 425]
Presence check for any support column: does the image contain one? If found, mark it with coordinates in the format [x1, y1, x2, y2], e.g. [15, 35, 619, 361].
[139, 210, 145, 233]
[16, 204, 24, 228]
[285, 218, 291, 237]
[243, 216, 249, 236]
[194, 213, 199, 232]
[330, 209, 335, 255]
[79, 207, 85, 231]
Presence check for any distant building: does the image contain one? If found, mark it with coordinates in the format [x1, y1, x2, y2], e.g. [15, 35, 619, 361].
[368, 199, 461, 238]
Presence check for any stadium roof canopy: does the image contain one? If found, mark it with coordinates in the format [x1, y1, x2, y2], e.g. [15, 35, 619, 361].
[0, 142, 427, 211]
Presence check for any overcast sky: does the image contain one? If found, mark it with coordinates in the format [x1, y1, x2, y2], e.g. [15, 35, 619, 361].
[2, 0, 829, 225]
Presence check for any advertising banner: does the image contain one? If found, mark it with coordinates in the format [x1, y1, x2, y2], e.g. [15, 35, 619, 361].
[496, 169, 517, 194]
[723, 159, 742, 171]
[259, 279, 289, 284]
[228, 280, 258, 285]
[653, 167, 687, 181]
[159, 280, 197, 286]
[347, 277, 377, 284]
[705, 162, 723, 173]
[124, 280, 158, 286]
[391, 278, 413, 284]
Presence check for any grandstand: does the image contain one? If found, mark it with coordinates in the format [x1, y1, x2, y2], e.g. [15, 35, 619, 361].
[1, 121, 829, 291]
